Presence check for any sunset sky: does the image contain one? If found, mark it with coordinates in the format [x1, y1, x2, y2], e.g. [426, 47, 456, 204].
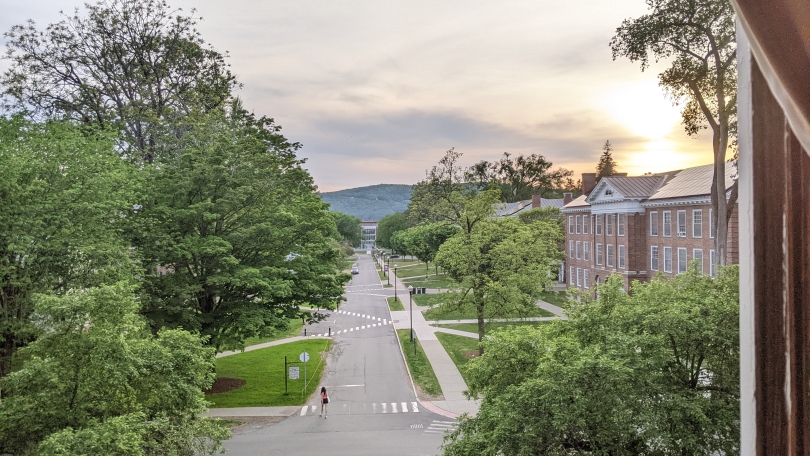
[1, 0, 716, 191]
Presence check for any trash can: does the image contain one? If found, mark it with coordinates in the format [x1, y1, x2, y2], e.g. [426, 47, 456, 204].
[420, 287, 426, 294]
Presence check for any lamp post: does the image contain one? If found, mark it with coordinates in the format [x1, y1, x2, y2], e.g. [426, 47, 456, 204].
[387, 257, 390, 285]
[408, 286, 414, 342]
[394, 264, 398, 302]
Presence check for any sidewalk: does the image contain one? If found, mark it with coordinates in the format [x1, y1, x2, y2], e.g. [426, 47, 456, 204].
[216, 335, 331, 359]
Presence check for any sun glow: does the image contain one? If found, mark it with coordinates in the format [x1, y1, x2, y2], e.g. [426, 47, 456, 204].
[599, 81, 682, 139]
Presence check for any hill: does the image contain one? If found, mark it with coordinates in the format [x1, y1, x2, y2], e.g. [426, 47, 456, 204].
[319, 184, 412, 221]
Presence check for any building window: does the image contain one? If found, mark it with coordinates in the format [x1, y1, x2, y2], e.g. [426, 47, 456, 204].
[569, 216, 574, 234]
[693, 249, 704, 274]
[663, 211, 672, 237]
[570, 266, 575, 284]
[569, 240, 574, 259]
[583, 242, 590, 261]
[651, 246, 659, 271]
[584, 269, 589, 289]
[677, 247, 687, 273]
[576, 241, 582, 259]
[576, 215, 581, 234]
[709, 209, 715, 238]
[618, 214, 626, 236]
[596, 243, 603, 265]
[576, 268, 582, 287]
[710, 250, 716, 276]
[663, 246, 673, 273]
[595, 215, 602, 235]
[650, 211, 659, 236]
[606, 215, 614, 236]
[618, 245, 626, 269]
[677, 210, 687, 237]
[583, 215, 589, 234]
[692, 209, 703, 238]
[607, 244, 615, 267]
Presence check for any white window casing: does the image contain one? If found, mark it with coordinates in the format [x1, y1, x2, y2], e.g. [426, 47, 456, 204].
[693, 209, 703, 238]
[651, 246, 659, 271]
[678, 247, 687, 273]
[584, 269, 589, 289]
[576, 241, 581, 259]
[606, 214, 614, 236]
[693, 248, 704, 274]
[595, 215, 603, 235]
[576, 215, 581, 234]
[618, 214, 626, 236]
[569, 216, 574, 234]
[650, 211, 659, 236]
[576, 268, 582, 287]
[618, 245, 626, 269]
[569, 240, 574, 258]
[596, 243, 603, 265]
[607, 244, 615, 267]
[583, 242, 590, 261]
[664, 246, 673, 273]
[663, 211, 672, 237]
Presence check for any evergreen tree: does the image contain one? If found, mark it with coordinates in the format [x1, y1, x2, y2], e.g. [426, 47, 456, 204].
[596, 140, 619, 181]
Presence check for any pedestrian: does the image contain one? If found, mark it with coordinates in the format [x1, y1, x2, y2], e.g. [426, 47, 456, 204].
[320, 386, 329, 418]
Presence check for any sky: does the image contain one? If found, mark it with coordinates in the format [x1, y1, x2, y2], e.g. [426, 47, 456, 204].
[0, 0, 715, 192]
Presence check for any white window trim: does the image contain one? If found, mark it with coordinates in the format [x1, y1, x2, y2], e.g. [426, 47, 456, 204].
[618, 245, 626, 269]
[570, 266, 575, 284]
[584, 269, 589, 289]
[677, 210, 687, 238]
[576, 241, 581, 260]
[596, 243, 603, 265]
[606, 214, 614, 236]
[569, 240, 574, 259]
[677, 247, 687, 274]
[583, 242, 590, 261]
[576, 268, 582, 287]
[651, 246, 659, 271]
[650, 211, 659, 236]
[663, 211, 672, 237]
[692, 209, 703, 238]
[607, 244, 614, 268]
[709, 209, 715, 238]
[618, 214, 626, 236]
[569, 216, 574, 234]
[595, 215, 602, 235]
[583, 215, 589, 234]
[663, 246, 673, 273]
[576, 215, 581, 234]
[693, 248, 704, 274]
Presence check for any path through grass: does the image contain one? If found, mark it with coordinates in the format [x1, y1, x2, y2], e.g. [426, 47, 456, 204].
[435, 320, 550, 333]
[396, 329, 442, 398]
[435, 333, 480, 384]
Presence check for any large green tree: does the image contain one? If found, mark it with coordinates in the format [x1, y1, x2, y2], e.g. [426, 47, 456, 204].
[596, 139, 619, 181]
[466, 152, 574, 202]
[131, 105, 349, 351]
[395, 223, 460, 271]
[611, 0, 737, 264]
[0, 117, 137, 377]
[434, 217, 563, 353]
[442, 266, 740, 455]
[0, 282, 229, 455]
[376, 212, 410, 249]
[1, 0, 239, 163]
[330, 211, 362, 247]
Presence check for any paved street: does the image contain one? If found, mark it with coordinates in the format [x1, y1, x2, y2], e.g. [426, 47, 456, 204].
[223, 254, 450, 455]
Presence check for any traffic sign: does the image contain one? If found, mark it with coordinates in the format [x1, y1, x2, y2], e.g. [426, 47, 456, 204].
[384, 265, 389, 272]
[289, 366, 300, 380]
[299, 351, 310, 363]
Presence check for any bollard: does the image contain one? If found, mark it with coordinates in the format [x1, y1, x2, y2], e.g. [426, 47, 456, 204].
[304, 328, 307, 336]
[329, 327, 331, 336]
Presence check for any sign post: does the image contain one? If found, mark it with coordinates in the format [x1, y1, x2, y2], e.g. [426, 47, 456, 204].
[300, 351, 310, 397]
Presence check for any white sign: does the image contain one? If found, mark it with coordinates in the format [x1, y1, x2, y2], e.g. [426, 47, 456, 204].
[299, 351, 310, 363]
[289, 366, 299, 380]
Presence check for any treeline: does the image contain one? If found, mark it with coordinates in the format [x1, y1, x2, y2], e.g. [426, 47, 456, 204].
[0, 1, 348, 453]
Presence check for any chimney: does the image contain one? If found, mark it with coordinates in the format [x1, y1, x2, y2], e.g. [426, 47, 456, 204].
[581, 172, 597, 195]
[563, 193, 573, 205]
[531, 194, 542, 209]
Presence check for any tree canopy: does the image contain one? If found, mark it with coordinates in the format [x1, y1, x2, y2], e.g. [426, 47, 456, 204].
[442, 266, 740, 455]
[1, 0, 239, 163]
[596, 139, 619, 181]
[391, 223, 460, 269]
[466, 152, 574, 202]
[611, 0, 737, 264]
[330, 211, 362, 247]
[376, 212, 411, 249]
[0, 282, 230, 454]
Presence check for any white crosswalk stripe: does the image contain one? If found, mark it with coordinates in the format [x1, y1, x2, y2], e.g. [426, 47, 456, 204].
[401, 402, 408, 412]
[392, 402, 398, 413]
[296, 401, 421, 416]
[412, 402, 419, 412]
[425, 420, 458, 434]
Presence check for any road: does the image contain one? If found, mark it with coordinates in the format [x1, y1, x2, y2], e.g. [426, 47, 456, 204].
[224, 254, 452, 455]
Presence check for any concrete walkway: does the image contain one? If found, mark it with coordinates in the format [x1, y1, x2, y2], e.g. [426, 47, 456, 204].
[216, 335, 331, 359]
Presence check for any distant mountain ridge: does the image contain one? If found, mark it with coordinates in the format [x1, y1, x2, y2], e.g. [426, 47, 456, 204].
[319, 184, 412, 221]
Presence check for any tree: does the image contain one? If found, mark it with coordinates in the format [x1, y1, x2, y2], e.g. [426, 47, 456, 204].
[611, 0, 737, 264]
[1, 0, 239, 163]
[376, 212, 410, 249]
[330, 211, 362, 247]
[131, 105, 349, 352]
[442, 266, 740, 455]
[0, 116, 137, 377]
[396, 223, 460, 271]
[466, 152, 574, 202]
[434, 217, 563, 353]
[0, 282, 230, 454]
[596, 140, 619, 181]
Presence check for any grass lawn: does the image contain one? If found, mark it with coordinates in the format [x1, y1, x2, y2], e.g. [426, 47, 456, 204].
[402, 274, 457, 290]
[239, 318, 305, 348]
[435, 320, 550, 333]
[378, 270, 386, 281]
[435, 332, 480, 384]
[538, 290, 568, 307]
[396, 329, 442, 398]
[423, 303, 554, 321]
[387, 296, 405, 311]
[412, 293, 443, 306]
[207, 339, 331, 408]
[394, 264, 433, 279]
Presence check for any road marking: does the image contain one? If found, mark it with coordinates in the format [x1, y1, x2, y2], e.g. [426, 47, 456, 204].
[382, 403, 387, 413]
[355, 326, 359, 330]
[349, 328, 354, 332]
[372, 403, 377, 413]
[383, 319, 387, 324]
[362, 314, 366, 318]
[361, 325, 366, 329]
[300, 406, 307, 416]
[401, 402, 408, 412]
[412, 402, 419, 412]
[392, 402, 398, 413]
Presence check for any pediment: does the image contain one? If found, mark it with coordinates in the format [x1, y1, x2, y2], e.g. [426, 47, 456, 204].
[585, 180, 624, 204]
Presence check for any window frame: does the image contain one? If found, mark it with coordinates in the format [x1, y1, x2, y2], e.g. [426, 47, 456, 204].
[692, 209, 703, 238]
[583, 241, 590, 261]
[677, 210, 687, 238]
[693, 248, 704, 274]
[651, 246, 659, 271]
[583, 215, 589, 234]
[618, 245, 626, 269]
[663, 246, 673, 273]
[650, 211, 659, 236]
[570, 266, 575, 284]
[709, 208, 715, 238]
[607, 244, 615, 267]
[663, 211, 672, 237]
[618, 213, 626, 236]
[595, 215, 603, 235]
[606, 214, 614, 236]
[569, 216, 574, 234]
[677, 247, 687, 273]
[575, 215, 581, 234]
[569, 240, 574, 258]
[576, 241, 582, 259]
[584, 269, 589, 289]
[596, 243, 603, 265]
[576, 268, 582, 287]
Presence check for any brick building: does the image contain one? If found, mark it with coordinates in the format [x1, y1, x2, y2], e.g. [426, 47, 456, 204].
[561, 164, 738, 291]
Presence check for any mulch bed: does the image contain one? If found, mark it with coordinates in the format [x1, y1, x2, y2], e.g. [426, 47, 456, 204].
[462, 350, 480, 360]
[205, 377, 246, 394]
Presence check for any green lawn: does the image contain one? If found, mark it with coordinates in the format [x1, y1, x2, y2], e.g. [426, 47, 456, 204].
[387, 296, 405, 311]
[394, 264, 435, 279]
[412, 293, 443, 306]
[378, 270, 386, 281]
[396, 329, 442, 398]
[423, 304, 553, 321]
[435, 320, 550, 333]
[435, 332, 480, 384]
[240, 318, 306, 348]
[206, 339, 331, 407]
[538, 290, 568, 307]
[401, 274, 457, 290]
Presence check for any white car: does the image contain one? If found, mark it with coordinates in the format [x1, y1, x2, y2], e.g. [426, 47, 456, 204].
[351, 266, 359, 274]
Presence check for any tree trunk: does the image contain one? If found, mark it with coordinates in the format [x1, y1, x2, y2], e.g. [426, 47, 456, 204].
[476, 295, 486, 356]
[711, 122, 730, 266]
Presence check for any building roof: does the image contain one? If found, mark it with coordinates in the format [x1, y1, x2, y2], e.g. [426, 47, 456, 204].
[565, 194, 590, 208]
[540, 198, 565, 209]
[493, 200, 532, 217]
[599, 175, 667, 199]
[646, 163, 736, 201]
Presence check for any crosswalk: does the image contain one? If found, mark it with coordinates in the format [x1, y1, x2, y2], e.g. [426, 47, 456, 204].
[309, 321, 390, 337]
[334, 310, 386, 323]
[425, 420, 458, 435]
[308, 310, 390, 337]
[298, 401, 420, 416]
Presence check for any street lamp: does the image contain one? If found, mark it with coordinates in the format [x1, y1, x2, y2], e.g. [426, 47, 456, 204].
[394, 264, 398, 302]
[386, 257, 390, 285]
[408, 286, 414, 342]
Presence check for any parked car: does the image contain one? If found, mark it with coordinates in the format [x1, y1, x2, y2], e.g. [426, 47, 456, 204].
[351, 266, 359, 274]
